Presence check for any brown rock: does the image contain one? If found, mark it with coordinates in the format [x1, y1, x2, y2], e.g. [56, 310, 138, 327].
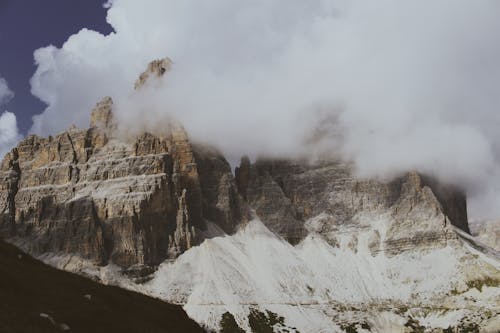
[90, 96, 114, 130]
[134, 58, 172, 90]
[168, 189, 197, 258]
[0, 101, 242, 269]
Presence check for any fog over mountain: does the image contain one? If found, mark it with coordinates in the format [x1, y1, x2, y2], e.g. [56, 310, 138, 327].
[26, 0, 500, 219]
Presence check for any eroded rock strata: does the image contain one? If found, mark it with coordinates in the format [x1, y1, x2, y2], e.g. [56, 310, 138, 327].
[0, 113, 470, 270]
[0, 98, 242, 270]
[235, 158, 468, 253]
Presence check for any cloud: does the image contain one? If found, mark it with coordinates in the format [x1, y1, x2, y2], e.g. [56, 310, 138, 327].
[102, 0, 114, 9]
[0, 76, 14, 105]
[0, 76, 20, 159]
[0, 111, 21, 158]
[29, 0, 500, 219]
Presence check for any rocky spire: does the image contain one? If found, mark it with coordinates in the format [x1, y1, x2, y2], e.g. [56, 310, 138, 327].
[235, 156, 251, 200]
[89, 96, 115, 149]
[168, 189, 196, 258]
[134, 58, 172, 90]
[90, 96, 114, 130]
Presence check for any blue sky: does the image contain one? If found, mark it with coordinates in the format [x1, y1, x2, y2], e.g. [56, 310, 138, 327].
[0, 0, 112, 134]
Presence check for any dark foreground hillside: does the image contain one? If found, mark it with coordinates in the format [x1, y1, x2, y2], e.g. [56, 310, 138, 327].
[0, 240, 204, 333]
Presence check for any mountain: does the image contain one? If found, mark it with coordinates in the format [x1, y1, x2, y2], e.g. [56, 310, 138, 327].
[1, 59, 499, 332]
[0, 238, 204, 333]
[0, 94, 243, 274]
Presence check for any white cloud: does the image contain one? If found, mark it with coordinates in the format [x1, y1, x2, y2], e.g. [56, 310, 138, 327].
[0, 76, 14, 105]
[0, 76, 20, 159]
[0, 111, 21, 159]
[29, 0, 500, 219]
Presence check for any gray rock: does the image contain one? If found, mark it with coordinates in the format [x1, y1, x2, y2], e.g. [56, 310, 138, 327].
[235, 158, 469, 253]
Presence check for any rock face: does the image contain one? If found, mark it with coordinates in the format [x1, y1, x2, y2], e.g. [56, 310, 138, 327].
[0, 97, 243, 269]
[235, 158, 468, 253]
[134, 58, 172, 89]
[0, 114, 470, 269]
[0, 58, 245, 270]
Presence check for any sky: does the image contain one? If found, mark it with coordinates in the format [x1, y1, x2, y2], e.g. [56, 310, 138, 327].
[0, 0, 112, 134]
[0, 0, 500, 220]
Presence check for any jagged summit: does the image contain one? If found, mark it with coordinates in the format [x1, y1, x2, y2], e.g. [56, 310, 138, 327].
[89, 96, 114, 130]
[0, 58, 244, 269]
[134, 57, 172, 89]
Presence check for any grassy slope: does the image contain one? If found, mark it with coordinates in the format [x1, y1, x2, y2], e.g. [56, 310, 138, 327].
[0, 240, 205, 333]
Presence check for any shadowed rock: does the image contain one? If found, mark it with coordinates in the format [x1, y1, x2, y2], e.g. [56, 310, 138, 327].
[235, 158, 469, 252]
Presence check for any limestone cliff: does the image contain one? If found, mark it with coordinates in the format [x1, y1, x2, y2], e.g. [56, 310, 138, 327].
[235, 158, 469, 253]
[0, 97, 242, 270]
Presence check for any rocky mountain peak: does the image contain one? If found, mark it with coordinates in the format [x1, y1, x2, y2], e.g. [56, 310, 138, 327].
[89, 96, 114, 130]
[0, 78, 243, 269]
[134, 57, 172, 89]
